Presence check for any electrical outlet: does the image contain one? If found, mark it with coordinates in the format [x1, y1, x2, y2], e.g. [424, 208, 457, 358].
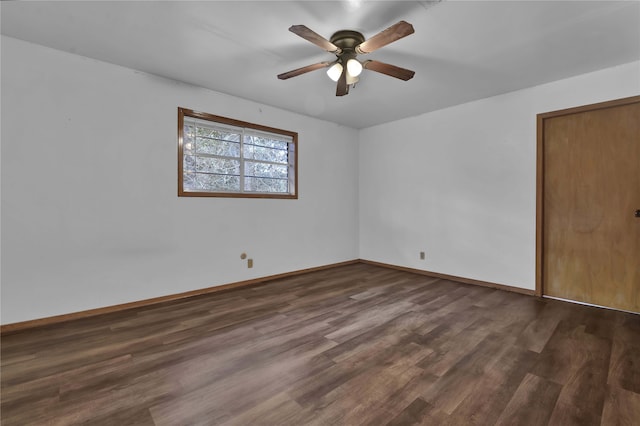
[247, 258, 253, 268]
[420, 251, 425, 260]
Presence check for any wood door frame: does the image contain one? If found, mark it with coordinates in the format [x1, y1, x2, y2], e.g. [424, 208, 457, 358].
[535, 95, 640, 297]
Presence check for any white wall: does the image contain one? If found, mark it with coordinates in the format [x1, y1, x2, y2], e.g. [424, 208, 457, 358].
[1, 36, 359, 324]
[359, 61, 640, 290]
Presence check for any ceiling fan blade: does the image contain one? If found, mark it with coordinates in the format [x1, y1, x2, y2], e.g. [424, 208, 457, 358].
[336, 66, 348, 96]
[363, 60, 415, 81]
[289, 25, 342, 54]
[356, 21, 414, 54]
[277, 62, 331, 80]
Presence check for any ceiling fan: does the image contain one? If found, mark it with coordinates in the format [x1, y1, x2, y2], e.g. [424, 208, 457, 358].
[277, 21, 416, 96]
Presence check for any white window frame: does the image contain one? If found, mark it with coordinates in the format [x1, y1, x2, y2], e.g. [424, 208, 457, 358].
[178, 108, 298, 199]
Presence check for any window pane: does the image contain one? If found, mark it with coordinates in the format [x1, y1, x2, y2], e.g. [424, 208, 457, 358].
[195, 173, 240, 192]
[183, 172, 197, 191]
[245, 135, 288, 150]
[196, 127, 240, 142]
[244, 144, 288, 163]
[184, 155, 196, 172]
[183, 125, 195, 153]
[244, 177, 289, 193]
[196, 138, 240, 157]
[196, 157, 240, 175]
[245, 161, 288, 179]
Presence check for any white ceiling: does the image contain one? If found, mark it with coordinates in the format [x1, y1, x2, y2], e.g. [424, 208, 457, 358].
[2, 1, 639, 129]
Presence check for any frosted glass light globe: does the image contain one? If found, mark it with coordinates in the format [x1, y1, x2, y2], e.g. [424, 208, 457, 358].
[346, 59, 363, 77]
[326, 63, 343, 82]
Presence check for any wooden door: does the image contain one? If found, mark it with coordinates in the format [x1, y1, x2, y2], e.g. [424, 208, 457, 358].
[538, 96, 640, 313]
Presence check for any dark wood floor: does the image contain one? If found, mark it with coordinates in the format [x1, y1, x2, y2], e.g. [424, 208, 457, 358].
[2, 263, 639, 425]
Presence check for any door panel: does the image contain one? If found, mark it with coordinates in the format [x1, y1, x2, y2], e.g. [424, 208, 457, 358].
[542, 100, 639, 312]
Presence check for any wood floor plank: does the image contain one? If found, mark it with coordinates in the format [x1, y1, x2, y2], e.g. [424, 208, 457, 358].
[416, 316, 496, 377]
[607, 315, 640, 394]
[2, 263, 638, 425]
[420, 325, 526, 415]
[322, 311, 432, 363]
[385, 397, 431, 426]
[600, 385, 640, 426]
[531, 321, 612, 387]
[546, 328, 611, 425]
[300, 343, 428, 425]
[221, 392, 306, 426]
[448, 345, 539, 425]
[515, 302, 563, 353]
[494, 373, 563, 426]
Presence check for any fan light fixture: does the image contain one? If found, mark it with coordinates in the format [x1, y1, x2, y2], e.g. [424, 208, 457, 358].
[327, 59, 362, 83]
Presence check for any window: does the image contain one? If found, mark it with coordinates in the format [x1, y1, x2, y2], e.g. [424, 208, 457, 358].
[178, 108, 297, 198]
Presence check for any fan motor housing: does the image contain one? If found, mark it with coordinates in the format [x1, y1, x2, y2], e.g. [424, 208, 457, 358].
[330, 30, 365, 50]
